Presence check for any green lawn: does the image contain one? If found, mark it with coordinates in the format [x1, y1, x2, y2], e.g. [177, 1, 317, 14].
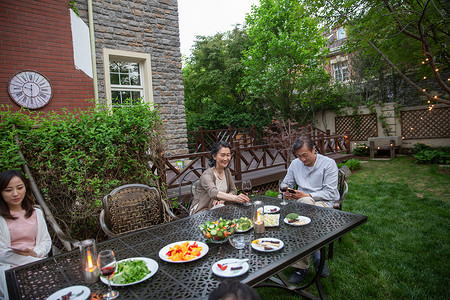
[257, 156, 450, 299]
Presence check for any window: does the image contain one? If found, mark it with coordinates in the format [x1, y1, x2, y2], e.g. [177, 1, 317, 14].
[103, 49, 154, 108]
[336, 27, 346, 40]
[109, 61, 142, 106]
[333, 61, 349, 83]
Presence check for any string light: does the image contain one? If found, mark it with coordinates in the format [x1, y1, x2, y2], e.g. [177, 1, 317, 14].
[435, 68, 439, 72]
[423, 76, 427, 79]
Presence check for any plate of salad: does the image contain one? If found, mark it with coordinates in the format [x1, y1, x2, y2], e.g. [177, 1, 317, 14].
[233, 217, 253, 233]
[100, 257, 158, 287]
[284, 213, 311, 226]
[159, 241, 209, 263]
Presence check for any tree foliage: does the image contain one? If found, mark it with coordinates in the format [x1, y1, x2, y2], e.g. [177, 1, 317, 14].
[304, 0, 450, 105]
[243, 0, 333, 121]
[183, 26, 272, 130]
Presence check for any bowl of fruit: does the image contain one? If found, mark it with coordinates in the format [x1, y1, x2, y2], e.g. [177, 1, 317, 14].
[198, 218, 236, 243]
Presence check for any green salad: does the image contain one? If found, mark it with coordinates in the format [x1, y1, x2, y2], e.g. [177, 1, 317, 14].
[111, 259, 150, 284]
[286, 213, 300, 221]
[233, 217, 253, 231]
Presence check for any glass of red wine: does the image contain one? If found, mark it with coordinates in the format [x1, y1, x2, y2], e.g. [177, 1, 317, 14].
[279, 180, 288, 206]
[98, 250, 119, 299]
[242, 179, 252, 206]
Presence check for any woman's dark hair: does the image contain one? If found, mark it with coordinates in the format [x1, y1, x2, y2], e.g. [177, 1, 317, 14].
[293, 136, 315, 154]
[208, 141, 232, 167]
[0, 169, 35, 220]
[209, 279, 261, 300]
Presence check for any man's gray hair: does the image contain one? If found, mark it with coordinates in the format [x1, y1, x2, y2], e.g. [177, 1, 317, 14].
[292, 136, 315, 153]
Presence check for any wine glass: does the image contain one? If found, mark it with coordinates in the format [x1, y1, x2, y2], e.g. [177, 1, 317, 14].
[229, 235, 249, 259]
[242, 180, 252, 206]
[279, 180, 288, 206]
[98, 250, 119, 299]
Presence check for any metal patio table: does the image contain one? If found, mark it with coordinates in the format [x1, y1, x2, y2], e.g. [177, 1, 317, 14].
[6, 196, 367, 300]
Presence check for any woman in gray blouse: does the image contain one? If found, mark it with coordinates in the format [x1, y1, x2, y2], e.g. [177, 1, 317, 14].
[190, 141, 250, 215]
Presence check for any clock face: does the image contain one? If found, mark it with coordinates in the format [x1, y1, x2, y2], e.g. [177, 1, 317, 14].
[8, 70, 53, 109]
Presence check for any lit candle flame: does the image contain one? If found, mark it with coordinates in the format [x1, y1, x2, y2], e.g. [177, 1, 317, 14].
[87, 250, 94, 270]
[256, 211, 263, 224]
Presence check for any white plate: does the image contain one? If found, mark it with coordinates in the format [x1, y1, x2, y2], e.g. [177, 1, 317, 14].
[47, 285, 90, 300]
[251, 238, 284, 252]
[264, 214, 280, 227]
[159, 241, 209, 263]
[258, 205, 280, 214]
[100, 257, 158, 287]
[211, 258, 250, 277]
[283, 216, 311, 226]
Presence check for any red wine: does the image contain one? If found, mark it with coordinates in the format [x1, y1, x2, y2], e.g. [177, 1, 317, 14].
[100, 266, 115, 277]
[243, 187, 252, 193]
[280, 187, 287, 192]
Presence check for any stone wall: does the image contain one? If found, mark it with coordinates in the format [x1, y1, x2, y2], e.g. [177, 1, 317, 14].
[75, 0, 188, 156]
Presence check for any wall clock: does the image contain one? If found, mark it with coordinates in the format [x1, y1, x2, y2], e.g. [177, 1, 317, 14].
[8, 70, 53, 109]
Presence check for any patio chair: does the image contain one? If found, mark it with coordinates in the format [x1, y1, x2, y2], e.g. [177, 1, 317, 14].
[177, 167, 207, 217]
[100, 184, 178, 238]
[328, 168, 348, 259]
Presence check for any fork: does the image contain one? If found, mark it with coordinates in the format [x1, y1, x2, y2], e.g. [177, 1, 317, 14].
[221, 259, 249, 266]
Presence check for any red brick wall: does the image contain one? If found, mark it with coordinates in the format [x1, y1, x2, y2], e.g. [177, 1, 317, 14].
[0, 0, 94, 112]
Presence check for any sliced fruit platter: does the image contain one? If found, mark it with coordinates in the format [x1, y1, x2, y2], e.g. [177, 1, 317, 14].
[233, 217, 253, 232]
[198, 218, 236, 243]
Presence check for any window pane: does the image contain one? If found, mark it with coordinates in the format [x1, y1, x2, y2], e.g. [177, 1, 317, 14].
[120, 74, 131, 85]
[130, 71, 140, 85]
[110, 62, 120, 72]
[111, 91, 121, 105]
[110, 73, 119, 84]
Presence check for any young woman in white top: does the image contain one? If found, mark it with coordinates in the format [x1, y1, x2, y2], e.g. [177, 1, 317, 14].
[0, 169, 52, 299]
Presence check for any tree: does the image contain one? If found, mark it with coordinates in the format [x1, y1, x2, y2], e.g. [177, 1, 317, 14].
[304, 0, 450, 105]
[243, 0, 332, 121]
[183, 26, 272, 130]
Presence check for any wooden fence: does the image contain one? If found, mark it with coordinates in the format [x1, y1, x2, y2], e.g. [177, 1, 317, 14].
[161, 129, 352, 196]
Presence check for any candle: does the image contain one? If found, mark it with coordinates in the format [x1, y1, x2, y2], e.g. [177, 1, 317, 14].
[84, 250, 99, 283]
[254, 211, 265, 234]
[80, 239, 99, 284]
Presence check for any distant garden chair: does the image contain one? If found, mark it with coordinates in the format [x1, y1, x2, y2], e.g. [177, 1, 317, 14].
[328, 168, 348, 259]
[177, 167, 207, 217]
[100, 184, 178, 238]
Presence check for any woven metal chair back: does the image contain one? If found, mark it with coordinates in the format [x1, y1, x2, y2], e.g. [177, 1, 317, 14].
[103, 184, 164, 235]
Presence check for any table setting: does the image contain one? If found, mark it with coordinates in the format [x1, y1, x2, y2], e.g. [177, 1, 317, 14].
[5, 196, 367, 300]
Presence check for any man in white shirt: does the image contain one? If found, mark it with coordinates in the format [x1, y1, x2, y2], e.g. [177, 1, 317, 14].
[282, 136, 339, 284]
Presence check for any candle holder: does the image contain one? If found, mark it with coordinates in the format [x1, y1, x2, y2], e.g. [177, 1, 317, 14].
[252, 200, 265, 234]
[80, 239, 99, 283]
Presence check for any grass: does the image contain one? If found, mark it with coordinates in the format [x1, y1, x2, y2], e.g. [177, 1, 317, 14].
[257, 156, 450, 299]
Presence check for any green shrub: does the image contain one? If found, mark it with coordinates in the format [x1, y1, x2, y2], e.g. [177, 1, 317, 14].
[413, 142, 432, 154]
[414, 149, 450, 164]
[352, 143, 370, 156]
[338, 158, 362, 171]
[265, 190, 279, 198]
[0, 103, 166, 240]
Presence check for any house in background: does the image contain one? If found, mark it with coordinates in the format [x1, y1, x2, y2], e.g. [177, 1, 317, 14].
[324, 26, 352, 84]
[0, 0, 188, 155]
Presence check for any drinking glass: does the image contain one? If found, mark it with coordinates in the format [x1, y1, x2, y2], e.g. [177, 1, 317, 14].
[98, 250, 119, 299]
[229, 235, 249, 259]
[279, 180, 288, 206]
[242, 180, 252, 207]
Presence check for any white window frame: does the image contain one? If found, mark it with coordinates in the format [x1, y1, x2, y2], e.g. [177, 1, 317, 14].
[337, 27, 346, 40]
[103, 49, 154, 109]
[333, 61, 349, 83]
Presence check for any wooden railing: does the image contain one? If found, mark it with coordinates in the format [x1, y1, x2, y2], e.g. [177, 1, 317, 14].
[187, 125, 258, 153]
[163, 141, 289, 190]
[163, 130, 351, 192]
